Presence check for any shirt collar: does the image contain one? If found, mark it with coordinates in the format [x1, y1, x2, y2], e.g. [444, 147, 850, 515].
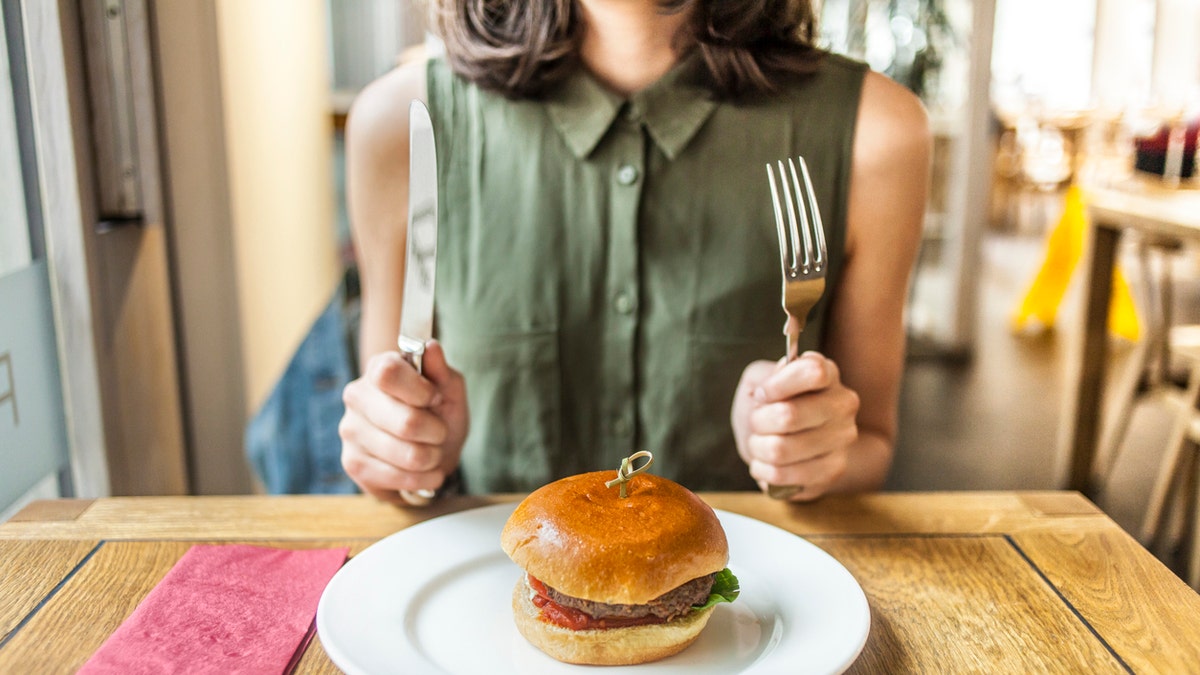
[544, 54, 717, 161]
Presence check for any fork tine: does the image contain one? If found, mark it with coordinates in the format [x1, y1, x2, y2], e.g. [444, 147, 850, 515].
[796, 156, 826, 272]
[787, 158, 814, 274]
[777, 161, 802, 273]
[782, 159, 801, 273]
[766, 164, 791, 275]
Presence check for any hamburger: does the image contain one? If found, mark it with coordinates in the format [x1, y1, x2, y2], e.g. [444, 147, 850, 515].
[500, 467, 739, 665]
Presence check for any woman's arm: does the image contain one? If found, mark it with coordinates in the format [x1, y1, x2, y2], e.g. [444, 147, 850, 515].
[346, 60, 427, 367]
[732, 70, 931, 497]
[825, 70, 931, 490]
[338, 60, 469, 502]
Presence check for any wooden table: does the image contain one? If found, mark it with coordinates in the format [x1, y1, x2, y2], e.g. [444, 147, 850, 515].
[1063, 180, 1200, 494]
[2, 493, 1199, 673]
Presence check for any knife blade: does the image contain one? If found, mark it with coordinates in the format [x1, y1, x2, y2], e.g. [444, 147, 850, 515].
[398, 99, 438, 506]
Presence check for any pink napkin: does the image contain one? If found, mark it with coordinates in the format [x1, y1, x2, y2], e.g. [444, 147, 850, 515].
[79, 544, 349, 675]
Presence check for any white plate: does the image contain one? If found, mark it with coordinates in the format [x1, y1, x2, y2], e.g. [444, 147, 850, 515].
[317, 504, 869, 675]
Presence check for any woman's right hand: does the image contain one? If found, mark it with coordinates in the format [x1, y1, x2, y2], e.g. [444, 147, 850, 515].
[339, 340, 469, 504]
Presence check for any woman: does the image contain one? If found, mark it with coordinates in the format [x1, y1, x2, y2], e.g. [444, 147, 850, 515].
[339, 0, 931, 503]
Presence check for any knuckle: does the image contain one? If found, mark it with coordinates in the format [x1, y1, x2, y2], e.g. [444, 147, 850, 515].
[410, 444, 442, 472]
[409, 387, 434, 408]
[826, 359, 841, 382]
[760, 435, 790, 464]
[337, 416, 354, 442]
[774, 404, 800, 431]
[390, 408, 421, 439]
[341, 452, 365, 477]
[426, 420, 448, 446]
[830, 449, 849, 477]
[748, 460, 773, 484]
[365, 353, 388, 377]
[843, 420, 860, 444]
[842, 389, 861, 416]
[761, 463, 789, 485]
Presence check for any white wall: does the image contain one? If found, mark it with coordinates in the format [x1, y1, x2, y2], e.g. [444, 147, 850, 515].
[1091, 0, 1157, 112]
[0, 6, 47, 520]
[0, 7, 30, 276]
[992, 0, 1098, 112]
[155, 0, 339, 494]
[215, 0, 340, 413]
[1152, 0, 1200, 110]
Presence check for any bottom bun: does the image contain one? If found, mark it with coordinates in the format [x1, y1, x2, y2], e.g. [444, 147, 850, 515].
[511, 580, 716, 666]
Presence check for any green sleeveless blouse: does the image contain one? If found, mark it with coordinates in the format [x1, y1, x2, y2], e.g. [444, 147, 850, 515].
[427, 52, 866, 493]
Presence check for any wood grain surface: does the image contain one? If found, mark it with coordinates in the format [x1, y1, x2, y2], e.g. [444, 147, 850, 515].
[1014, 529, 1200, 673]
[822, 536, 1124, 673]
[0, 540, 99, 640]
[1, 492, 1197, 674]
[0, 492, 1105, 540]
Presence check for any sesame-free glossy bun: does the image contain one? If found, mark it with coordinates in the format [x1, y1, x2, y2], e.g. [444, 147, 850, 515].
[500, 471, 728, 604]
[510, 579, 716, 666]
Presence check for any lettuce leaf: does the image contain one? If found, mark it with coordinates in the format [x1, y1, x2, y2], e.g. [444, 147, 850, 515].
[692, 568, 739, 610]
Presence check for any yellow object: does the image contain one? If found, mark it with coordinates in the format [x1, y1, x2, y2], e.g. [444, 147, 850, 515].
[1011, 185, 1141, 341]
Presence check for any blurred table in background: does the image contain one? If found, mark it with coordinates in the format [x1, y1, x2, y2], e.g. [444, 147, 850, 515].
[1064, 178, 1200, 495]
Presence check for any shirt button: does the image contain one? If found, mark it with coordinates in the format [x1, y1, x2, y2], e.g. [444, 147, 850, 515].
[616, 164, 639, 186]
[614, 292, 635, 314]
[613, 416, 631, 437]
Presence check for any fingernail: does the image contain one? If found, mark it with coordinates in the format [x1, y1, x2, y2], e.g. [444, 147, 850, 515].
[753, 386, 766, 402]
[429, 392, 444, 408]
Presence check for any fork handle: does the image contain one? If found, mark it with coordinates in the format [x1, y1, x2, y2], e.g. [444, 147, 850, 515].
[769, 323, 805, 500]
[784, 321, 802, 362]
[766, 484, 804, 500]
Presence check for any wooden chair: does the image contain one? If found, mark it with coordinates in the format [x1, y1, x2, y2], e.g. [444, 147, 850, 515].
[1092, 235, 1200, 589]
[1093, 234, 1186, 482]
[1140, 325, 1200, 590]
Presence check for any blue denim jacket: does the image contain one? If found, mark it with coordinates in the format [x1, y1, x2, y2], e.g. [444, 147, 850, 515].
[245, 277, 360, 494]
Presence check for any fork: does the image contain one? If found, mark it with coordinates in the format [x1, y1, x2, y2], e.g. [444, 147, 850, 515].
[764, 156, 827, 500]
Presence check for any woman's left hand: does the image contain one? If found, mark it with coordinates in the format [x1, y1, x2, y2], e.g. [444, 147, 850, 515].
[731, 351, 861, 500]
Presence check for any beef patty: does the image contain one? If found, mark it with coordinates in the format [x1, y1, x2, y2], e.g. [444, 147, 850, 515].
[542, 573, 715, 622]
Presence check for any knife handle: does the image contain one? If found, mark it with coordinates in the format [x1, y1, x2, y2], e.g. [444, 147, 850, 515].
[399, 489, 436, 507]
[397, 337, 435, 506]
[398, 335, 427, 375]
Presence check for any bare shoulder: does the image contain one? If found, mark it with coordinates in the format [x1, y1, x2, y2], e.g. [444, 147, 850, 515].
[845, 70, 932, 253]
[854, 70, 931, 170]
[345, 57, 429, 164]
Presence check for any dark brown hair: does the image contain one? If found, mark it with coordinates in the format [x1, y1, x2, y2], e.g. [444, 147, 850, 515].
[429, 0, 822, 100]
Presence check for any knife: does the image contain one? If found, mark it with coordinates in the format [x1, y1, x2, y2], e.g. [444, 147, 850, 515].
[397, 99, 439, 506]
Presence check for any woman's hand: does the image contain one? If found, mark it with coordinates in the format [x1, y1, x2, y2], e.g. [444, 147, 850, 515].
[339, 340, 469, 504]
[731, 351, 860, 500]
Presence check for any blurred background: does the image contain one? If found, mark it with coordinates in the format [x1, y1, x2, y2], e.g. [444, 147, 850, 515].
[2, 0, 1199, 573]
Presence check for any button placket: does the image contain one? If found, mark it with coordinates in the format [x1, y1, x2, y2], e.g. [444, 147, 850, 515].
[604, 117, 645, 453]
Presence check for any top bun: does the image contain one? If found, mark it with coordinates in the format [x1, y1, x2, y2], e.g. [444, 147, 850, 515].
[501, 471, 728, 605]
